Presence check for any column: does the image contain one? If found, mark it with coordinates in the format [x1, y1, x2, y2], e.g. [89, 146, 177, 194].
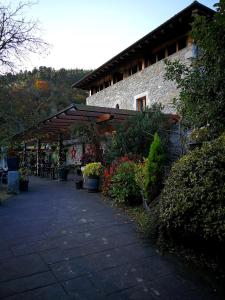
[36, 139, 41, 176]
[23, 142, 27, 168]
[58, 133, 63, 167]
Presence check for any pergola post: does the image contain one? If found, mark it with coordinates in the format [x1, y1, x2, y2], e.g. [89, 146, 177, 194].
[23, 142, 27, 168]
[36, 139, 41, 176]
[58, 133, 63, 167]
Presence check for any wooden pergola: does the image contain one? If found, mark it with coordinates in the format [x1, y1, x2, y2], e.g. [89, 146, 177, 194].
[15, 103, 137, 143]
[15, 104, 138, 176]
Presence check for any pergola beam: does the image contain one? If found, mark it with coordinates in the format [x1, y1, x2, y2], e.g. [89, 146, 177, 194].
[14, 104, 138, 143]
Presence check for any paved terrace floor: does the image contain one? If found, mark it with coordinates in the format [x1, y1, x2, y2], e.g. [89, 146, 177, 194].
[0, 177, 223, 300]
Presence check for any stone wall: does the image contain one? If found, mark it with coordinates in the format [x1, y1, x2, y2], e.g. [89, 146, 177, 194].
[86, 46, 193, 113]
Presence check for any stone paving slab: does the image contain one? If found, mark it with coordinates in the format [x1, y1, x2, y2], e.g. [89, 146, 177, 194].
[0, 271, 56, 299]
[0, 254, 48, 283]
[0, 177, 223, 299]
[3, 284, 69, 300]
[0, 249, 13, 260]
[40, 233, 142, 265]
[49, 242, 157, 281]
[62, 276, 104, 300]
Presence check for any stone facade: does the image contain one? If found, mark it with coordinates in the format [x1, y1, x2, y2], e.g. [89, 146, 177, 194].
[87, 46, 193, 113]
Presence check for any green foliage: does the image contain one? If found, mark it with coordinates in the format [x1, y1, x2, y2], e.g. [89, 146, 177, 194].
[189, 126, 211, 143]
[0, 67, 90, 145]
[160, 134, 225, 242]
[134, 160, 147, 198]
[104, 104, 168, 163]
[109, 161, 141, 206]
[125, 206, 152, 237]
[145, 132, 165, 201]
[83, 162, 102, 177]
[70, 121, 105, 162]
[143, 199, 161, 240]
[102, 156, 131, 196]
[19, 167, 29, 182]
[164, 1, 225, 139]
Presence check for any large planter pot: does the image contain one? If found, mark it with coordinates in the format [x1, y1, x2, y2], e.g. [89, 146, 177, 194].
[20, 180, 29, 192]
[86, 176, 99, 192]
[59, 168, 69, 181]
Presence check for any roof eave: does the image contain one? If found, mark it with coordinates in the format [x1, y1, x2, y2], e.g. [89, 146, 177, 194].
[72, 1, 214, 90]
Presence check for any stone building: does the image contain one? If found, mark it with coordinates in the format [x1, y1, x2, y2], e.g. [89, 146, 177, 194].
[73, 1, 213, 113]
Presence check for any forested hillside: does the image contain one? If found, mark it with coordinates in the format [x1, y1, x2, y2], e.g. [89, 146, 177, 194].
[0, 67, 91, 144]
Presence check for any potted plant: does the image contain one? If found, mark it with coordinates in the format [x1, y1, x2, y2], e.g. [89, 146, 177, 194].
[58, 165, 69, 181]
[19, 168, 29, 192]
[82, 162, 102, 192]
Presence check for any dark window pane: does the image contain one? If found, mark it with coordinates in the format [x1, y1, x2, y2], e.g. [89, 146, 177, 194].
[157, 48, 165, 61]
[178, 37, 187, 50]
[167, 43, 177, 56]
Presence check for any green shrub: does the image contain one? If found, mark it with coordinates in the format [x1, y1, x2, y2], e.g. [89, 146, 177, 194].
[134, 160, 147, 198]
[109, 161, 141, 206]
[145, 132, 165, 201]
[160, 135, 225, 243]
[104, 104, 168, 163]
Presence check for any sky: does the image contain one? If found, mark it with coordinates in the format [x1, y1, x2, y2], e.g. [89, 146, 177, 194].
[9, 0, 216, 71]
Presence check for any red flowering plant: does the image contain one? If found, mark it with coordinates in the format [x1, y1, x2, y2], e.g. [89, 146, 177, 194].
[102, 155, 131, 196]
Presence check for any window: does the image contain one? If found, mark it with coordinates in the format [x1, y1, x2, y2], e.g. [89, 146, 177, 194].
[91, 87, 95, 95]
[136, 96, 146, 111]
[144, 58, 149, 68]
[167, 43, 177, 56]
[113, 72, 123, 84]
[150, 55, 157, 65]
[178, 36, 187, 51]
[131, 65, 138, 74]
[138, 62, 142, 71]
[157, 48, 166, 61]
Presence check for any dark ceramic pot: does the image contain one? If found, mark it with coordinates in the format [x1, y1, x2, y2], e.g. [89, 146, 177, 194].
[86, 176, 99, 192]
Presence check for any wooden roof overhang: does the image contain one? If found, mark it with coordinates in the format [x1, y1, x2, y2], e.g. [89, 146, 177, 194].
[72, 1, 214, 90]
[15, 104, 138, 143]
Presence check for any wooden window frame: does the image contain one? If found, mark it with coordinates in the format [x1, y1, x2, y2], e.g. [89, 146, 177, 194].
[136, 96, 146, 112]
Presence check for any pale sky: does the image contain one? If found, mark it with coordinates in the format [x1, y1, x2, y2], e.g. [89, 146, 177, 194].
[9, 0, 216, 71]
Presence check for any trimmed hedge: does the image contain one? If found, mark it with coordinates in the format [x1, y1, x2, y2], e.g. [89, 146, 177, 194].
[159, 135, 225, 242]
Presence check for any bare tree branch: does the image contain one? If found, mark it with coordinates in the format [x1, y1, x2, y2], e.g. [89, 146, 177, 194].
[0, 1, 49, 72]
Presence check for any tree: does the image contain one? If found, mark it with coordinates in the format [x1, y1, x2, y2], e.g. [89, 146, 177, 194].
[104, 104, 168, 163]
[0, 1, 48, 72]
[145, 132, 165, 202]
[0, 67, 90, 145]
[0, 75, 50, 145]
[164, 0, 225, 139]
